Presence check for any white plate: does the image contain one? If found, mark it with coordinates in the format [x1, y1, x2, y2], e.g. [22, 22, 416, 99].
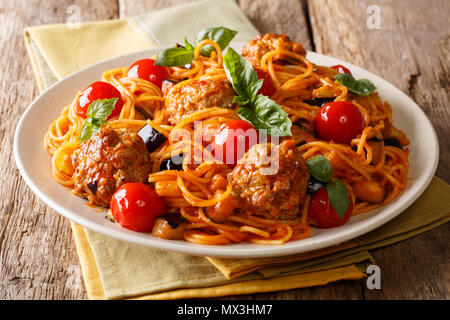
[14, 43, 439, 258]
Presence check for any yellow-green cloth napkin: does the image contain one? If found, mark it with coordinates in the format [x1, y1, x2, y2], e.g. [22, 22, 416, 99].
[24, 0, 450, 300]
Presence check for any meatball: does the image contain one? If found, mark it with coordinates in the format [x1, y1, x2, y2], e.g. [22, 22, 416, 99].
[165, 78, 235, 125]
[161, 79, 178, 97]
[72, 126, 151, 207]
[228, 140, 309, 220]
[242, 34, 307, 68]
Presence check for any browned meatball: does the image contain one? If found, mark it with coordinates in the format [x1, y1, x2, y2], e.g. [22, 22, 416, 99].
[228, 140, 309, 220]
[165, 79, 235, 125]
[242, 34, 307, 68]
[72, 126, 151, 207]
[161, 79, 178, 97]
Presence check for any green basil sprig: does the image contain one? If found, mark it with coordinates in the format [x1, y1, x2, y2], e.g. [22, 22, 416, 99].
[326, 180, 350, 218]
[155, 38, 194, 67]
[79, 98, 117, 142]
[223, 48, 292, 137]
[306, 155, 350, 218]
[195, 27, 238, 57]
[334, 73, 377, 97]
[155, 27, 237, 67]
[306, 155, 333, 183]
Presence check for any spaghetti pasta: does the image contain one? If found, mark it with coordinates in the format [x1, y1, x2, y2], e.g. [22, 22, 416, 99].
[44, 32, 409, 245]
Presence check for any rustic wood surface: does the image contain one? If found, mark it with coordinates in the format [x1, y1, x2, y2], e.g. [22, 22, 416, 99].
[0, 0, 448, 300]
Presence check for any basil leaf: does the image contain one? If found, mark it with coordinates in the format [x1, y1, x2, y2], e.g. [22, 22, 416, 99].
[307, 155, 333, 183]
[184, 38, 194, 51]
[326, 180, 350, 218]
[233, 95, 250, 106]
[233, 80, 263, 105]
[155, 26, 238, 66]
[223, 47, 259, 99]
[79, 98, 116, 142]
[334, 73, 377, 97]
[155, 46, 194, 67]
[90, 122, 105, 140]
[237, 107, 265, 130]
[79, 121, 94, 143]
[237, 95, 292, 136]
[247, 79, 264, 99]
[224, 48, 291, 136]
[353, 79, 377, 96]
[195, 27, 238, 57]
[86, 98, 117, 119]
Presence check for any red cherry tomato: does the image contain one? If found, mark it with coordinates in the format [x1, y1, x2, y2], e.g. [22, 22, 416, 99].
[308, 187, 353, 228]
[110, 183, 167, 232]
[315, 101, 364, 144]
[331, 64, 352, 75]
[212, 120, 259, 166]
[76, 81, 124, 119]
[127, 59, 169, 88]
[255, 68, 276, 97]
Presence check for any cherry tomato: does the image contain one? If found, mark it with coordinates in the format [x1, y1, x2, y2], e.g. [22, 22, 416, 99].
[212, 120, 259, 166]
[255, 68, 276, 97]
[76, 81, 124, 119]
[315, 101, 364, 144]
[110, 183, 167, 232]
[308, 187, 353, 228]
[127, 59, 169, 88]
[331, 64, 352, 75]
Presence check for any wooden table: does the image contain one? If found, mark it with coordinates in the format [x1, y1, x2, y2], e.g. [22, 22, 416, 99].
[1, 0, 448, 300]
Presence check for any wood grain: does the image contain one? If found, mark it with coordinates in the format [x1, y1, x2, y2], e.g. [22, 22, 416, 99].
[307, 0, 450, 299]
[236, 0, 311, 49]
[0, 0, 448, 300]
[119, 0, 312, 49]
[226, 280, 364, 300]
[366, 223, 450, 299]
[0, 0, 119, 300]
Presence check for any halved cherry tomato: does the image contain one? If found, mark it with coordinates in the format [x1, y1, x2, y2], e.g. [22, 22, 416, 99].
[212, 120, 259, 166]
[110, 183, 167, 232]
[127, 59, 169, 88]
[308, 187, 353, 228]
[76, 81, 124, 119]
[331, 64, 352, 75]
[255, 68, 276, 97]
[315, 101, 364, 144]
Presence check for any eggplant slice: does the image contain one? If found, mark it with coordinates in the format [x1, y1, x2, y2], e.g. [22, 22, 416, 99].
[138, 124, 167, 153]
[160, 153, 185, 171]
[302, 97, 335, 107]
[152, 214, 187, 240]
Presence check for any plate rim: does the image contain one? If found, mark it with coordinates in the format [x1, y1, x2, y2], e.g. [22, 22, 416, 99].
[14, 44, 440, 258]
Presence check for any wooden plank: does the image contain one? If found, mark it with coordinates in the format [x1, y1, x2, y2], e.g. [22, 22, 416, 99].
[236, 0, 311, 49]
[307, 0, 450, 299]
[0, 0, 119, 300]
[367, 223, 450, 299]
[224, 280, 365, 300]
[118, 0, 312, 50]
